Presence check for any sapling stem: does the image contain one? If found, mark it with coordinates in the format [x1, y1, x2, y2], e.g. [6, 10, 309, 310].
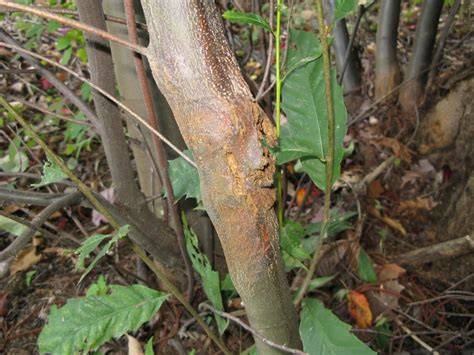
[294, 0, 335, 307]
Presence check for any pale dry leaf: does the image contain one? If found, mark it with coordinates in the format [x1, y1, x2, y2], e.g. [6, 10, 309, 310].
[366, 280, 404, 318]
[377, 263, 406, 283]
[367, 205, 407, 236]
[10, 247, 41, 275]
[127, 334, 144, 355]
[396, 196, 438, 216]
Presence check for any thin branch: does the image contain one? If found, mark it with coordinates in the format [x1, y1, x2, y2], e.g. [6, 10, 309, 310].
[30, 5, 149, 31]
[255, 0, 275, 100]
[9, 96, 93, 127]
[123, 0, 194, 301]
[337, 4, 365, 85]
[0, 211, 58, 240]
[0, 192, 82, 262]
[0, 28, 98, 126]
[0, 42, 196, 167]
[199, 303, 307, 355]
[0, 1, 146, 55]
[0, 187, 67, 206]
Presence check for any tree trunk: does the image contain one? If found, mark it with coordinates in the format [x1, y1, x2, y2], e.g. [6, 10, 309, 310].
[399, 0, 443, 112]
[75, 0, 186, 286]
[139, 1, 302, 353]
[375, 0, 402, 100]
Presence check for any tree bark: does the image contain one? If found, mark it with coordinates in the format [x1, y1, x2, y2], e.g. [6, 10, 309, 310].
[75, 1, 186, 285]
[375, 0, 402, 100]
[140, 1, 302, 353]
[399, 0, 443, 112]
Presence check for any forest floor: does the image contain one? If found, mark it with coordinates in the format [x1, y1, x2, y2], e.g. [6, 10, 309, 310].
[1, 2, 474, 355]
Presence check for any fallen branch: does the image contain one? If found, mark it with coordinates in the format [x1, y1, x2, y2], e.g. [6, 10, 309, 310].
[395, 235, 474, 265]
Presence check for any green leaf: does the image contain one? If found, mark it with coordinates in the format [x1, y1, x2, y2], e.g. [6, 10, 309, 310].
[145, 337, 154, 355]
[0, 215, 28, 236]
[75, 225, 129, 283]
[183, 216, 228, 335]
[47, 20, 60, 33]
[86, 275, 109, 297]
[37, 284, 168, 355]
[60, 47, 73, 65]
[56, 36, 71, 51]
[167, 150, 201, 203]
[280, 58, 347, 190]
[280, 221, 311, 265]
[358, 248, 377, 284]
[222, 10, 272, 32]
[80, 82, 92, 102]
[285, 29, 322, 74]
[25, 270, 37, 286]
[300, 299, 376, 355]
[334, 0, 358, 21]
[77, 47, 88, 63]
[31, 155, 68, 188]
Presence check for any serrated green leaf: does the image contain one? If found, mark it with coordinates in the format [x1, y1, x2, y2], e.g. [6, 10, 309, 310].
[222, 10, 272, 32]
[183, 216, 228, 335]
[31, 155, 68, 188]
[285, 29, 322, 75]
[300, 299, 376, 355]
[358, 248, 377, 284]
[167, 150, 201, 203]
[37, 284, 168, 355]
[280, 58, 347, 190]
[0, 215, 28, 236]
[75, 225, 129, 283]
[334, 0, 358, 21]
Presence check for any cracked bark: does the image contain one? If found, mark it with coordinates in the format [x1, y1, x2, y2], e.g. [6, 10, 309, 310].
[139, 1, 301, 353]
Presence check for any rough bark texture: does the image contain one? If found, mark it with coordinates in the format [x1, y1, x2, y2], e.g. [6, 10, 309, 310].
[375, 0, 402, 100]
[399, 0, 443, 112]
[140, 1, 301, 352]
[76, 1, 186, 284]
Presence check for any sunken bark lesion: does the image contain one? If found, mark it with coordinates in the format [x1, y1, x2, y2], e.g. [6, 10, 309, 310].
[140, 0, 302, 352]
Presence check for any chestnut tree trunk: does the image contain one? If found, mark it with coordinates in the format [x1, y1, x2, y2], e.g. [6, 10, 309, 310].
[139, 1, 302, 353]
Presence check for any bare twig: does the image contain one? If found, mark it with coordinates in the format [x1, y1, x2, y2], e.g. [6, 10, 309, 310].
[199, 303, 307, 355]
[124, 0, 194, 301]
[255, 0, 275, 100]
[8, 96, 93, 127]
[0, 42, 196, 167]
[337, 5, 364, 85]
[395, 319, 439, 355]
[0, 192, 82, 262]
[0, 1, 146, 55]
